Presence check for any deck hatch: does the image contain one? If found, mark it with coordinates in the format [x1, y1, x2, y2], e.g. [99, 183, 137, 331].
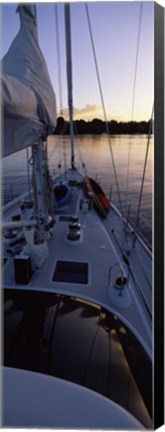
[53, 260, 88, 284]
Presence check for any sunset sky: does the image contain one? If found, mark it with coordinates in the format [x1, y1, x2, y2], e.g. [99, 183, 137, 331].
[1, 2, 154, 122]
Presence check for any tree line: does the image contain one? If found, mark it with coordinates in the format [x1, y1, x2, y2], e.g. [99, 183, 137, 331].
[54, 117, 153, 135]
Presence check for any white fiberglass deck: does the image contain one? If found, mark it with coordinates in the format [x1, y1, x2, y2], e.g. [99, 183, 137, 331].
[2, 169, 152, 359]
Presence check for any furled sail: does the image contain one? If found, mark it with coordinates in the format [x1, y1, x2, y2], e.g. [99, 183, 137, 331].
[2, 4, 56, 157]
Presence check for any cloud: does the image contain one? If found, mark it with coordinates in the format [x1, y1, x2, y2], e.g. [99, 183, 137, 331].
[58, 104, 99, 121]
[74, 104, 98, 116]
[57, 104, 124, 122]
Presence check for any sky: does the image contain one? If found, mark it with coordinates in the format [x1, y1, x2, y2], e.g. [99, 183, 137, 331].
[1, 1, 154, 122]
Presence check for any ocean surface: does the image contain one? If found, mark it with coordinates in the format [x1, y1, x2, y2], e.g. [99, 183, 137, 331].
[2, 134, 153, 249]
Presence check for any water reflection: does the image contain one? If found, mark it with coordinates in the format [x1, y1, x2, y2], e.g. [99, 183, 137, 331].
[2, 134, 153, 246]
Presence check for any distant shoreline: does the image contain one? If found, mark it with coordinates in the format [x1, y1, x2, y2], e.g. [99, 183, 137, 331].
[54, 117, 153, 135]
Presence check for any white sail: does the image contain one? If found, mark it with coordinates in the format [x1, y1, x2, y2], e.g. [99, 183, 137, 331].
[2, 4, 56, 157]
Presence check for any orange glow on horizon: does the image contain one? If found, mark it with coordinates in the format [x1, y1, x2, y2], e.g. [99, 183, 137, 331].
[58, 104, 152, 123]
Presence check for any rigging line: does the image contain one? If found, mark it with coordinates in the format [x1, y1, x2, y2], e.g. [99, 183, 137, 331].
[62, 134, 67, 173]
[135, 103, 154, 232]
[74, 120, 87, 173]
[125, 2, 143, 204]
[51, 5, 67, 174]
[26, 147, 32, 200]
[85, 4, 123, 215]
[55, 4, 63, 115]
[59, 119, 71, 173]
[65, 3, 75, 170]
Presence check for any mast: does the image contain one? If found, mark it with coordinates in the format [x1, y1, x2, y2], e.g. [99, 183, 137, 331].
[64, 3, 75, 170]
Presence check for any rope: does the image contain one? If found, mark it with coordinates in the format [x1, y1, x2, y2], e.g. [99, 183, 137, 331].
[135, 103, 154, 231]
[74, 120, 87, 173]
[125, 3, 143, 205]
[55, 4, 63, 115]
[52, 6, 69, 175]
[85, 4, 123, 215]
[26, 147, 32, 200]
[65, 4, 75, 169]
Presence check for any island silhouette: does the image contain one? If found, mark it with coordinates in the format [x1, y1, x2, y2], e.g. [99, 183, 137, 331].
[55, 117, 153, 135]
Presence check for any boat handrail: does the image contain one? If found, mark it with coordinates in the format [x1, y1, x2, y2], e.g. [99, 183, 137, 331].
[129, 265, 152, 320]
[124, 202, 152, 231]
[111, 202, 152, 256]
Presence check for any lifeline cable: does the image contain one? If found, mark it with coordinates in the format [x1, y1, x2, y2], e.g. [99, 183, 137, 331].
[136, 103, 154, 229]
[85, 3, 123, 215]
[125, 2, 143, 207]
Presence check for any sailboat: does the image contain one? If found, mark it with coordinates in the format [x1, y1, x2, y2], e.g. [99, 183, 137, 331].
[1, 3, 153, 429]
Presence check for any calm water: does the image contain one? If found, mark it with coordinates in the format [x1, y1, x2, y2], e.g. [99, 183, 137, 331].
[2, 134, 153, 248]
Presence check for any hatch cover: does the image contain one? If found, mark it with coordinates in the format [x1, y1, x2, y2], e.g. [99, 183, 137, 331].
[53, 260, 88, 284]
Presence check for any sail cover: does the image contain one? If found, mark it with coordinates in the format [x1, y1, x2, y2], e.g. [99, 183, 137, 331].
[2, 4, 56, 157]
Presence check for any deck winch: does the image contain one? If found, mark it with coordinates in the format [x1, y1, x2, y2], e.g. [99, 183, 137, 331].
[67, 218, 81, 241]
[4, 228, 17, 239]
